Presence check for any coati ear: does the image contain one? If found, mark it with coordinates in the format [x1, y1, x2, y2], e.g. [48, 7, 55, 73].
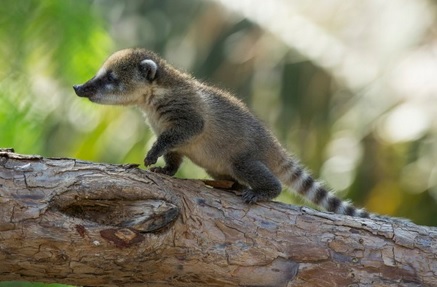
[139, 59, 158, 81]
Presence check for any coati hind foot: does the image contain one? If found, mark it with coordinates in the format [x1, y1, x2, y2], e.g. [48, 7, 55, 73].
[241, 184, 283, 203]
[233, 159, 282, 204]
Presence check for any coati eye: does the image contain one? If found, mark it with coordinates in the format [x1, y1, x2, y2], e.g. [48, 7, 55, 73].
[106, 72, 116, 83]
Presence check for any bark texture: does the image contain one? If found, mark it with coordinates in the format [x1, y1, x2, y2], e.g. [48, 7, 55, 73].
[0, 149, 436, 287]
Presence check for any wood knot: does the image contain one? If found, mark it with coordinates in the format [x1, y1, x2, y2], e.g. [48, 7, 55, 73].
[59, 199, 179, 233]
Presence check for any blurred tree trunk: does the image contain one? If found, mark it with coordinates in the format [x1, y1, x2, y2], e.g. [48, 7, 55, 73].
[0, 149, 436, 287]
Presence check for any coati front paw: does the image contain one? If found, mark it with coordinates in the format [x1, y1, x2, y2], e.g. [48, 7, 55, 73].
[149, 166, 177, 176]
[144, 153, 158, 167]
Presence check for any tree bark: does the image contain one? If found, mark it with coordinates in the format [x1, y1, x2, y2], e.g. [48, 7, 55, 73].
[0, 149, 436, 287]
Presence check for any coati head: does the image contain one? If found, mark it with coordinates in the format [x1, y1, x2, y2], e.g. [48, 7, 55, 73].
[73, 48, 161, 106]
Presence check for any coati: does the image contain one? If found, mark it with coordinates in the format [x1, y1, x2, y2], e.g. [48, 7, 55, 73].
[73, 48, 369, 218]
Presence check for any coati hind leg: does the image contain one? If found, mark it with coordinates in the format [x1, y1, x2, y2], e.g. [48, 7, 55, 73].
[232, 158, 282, 203]
[149, 151, 183, 176]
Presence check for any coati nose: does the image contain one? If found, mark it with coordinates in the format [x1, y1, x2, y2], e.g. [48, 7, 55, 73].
[73, 84, 80, 93]
[73, 84, 87, 97]
[73, 83, 97, 98]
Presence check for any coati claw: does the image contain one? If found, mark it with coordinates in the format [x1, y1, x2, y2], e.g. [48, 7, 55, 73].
[149, 166, 163, 173]
[242, 189, 259, 204]
[149, 166, 176, 176]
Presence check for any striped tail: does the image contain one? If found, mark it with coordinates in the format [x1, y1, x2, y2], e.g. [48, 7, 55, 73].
[277, 157, 369, 218]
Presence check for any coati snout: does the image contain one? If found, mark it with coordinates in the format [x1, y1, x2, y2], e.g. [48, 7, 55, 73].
[73, 70, 117, 100]
[73, 82, 96, 98]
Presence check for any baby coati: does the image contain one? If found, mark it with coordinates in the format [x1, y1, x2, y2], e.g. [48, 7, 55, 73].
[73, 48, 369, 218]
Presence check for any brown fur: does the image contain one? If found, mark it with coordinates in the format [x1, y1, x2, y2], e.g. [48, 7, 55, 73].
[73, 48, 369, 217]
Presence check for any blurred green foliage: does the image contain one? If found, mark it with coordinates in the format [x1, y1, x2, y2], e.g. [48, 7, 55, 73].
[1, 0, 436, 221]
[1, 0, 437, 285]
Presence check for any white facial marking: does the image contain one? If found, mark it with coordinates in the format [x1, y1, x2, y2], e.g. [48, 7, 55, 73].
[96, 67, 107, 79]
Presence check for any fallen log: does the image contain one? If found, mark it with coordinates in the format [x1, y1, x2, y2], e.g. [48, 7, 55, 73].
[0, 149, 436, 286]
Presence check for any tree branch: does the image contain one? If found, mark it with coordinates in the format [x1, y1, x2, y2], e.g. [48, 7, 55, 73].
[0, 150, 436, 287]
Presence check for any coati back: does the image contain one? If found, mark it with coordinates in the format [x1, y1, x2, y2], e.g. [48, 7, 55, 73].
[73, 48, 369, 218]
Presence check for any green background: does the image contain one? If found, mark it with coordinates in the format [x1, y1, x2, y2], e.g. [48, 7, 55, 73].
[1, 0, 436, 285]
